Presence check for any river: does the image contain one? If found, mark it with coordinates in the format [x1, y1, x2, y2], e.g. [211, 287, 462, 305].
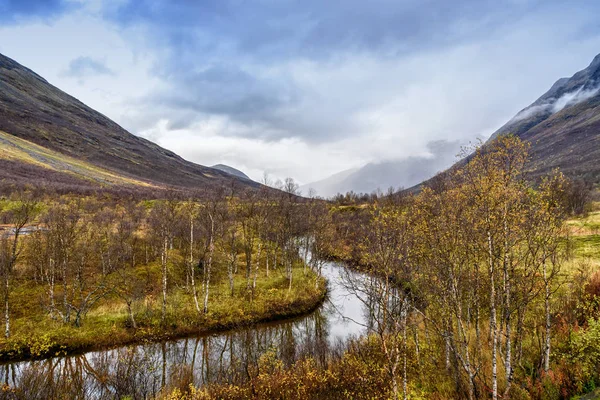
[0, 261, 368, 399]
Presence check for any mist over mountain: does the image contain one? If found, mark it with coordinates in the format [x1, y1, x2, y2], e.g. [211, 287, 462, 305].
[301, 140, 462, 197]
[486, 53, 600, 183]
[409, 52, 600, 194]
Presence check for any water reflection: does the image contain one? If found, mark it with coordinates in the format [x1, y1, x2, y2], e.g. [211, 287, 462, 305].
[0, 262, 366, 399]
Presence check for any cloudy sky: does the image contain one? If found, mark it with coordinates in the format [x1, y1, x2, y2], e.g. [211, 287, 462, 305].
[1, 0, 600, 184]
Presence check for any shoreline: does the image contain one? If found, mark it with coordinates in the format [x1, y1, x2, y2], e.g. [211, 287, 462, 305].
[0, 280, 329, 364]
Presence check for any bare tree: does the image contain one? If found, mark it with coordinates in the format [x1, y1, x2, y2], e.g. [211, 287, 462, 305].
[0, 193, 38, 337]
[149, 199, 178, 324]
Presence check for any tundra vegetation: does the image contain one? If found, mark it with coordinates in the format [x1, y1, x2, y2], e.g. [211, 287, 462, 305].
[0, 182, 329, 362]
[159, 136, 600, 400]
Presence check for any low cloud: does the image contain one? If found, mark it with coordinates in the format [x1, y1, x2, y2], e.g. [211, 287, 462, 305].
[302, 139, 464, 197]
[551, 85, 600, 112]
[512, 84, 600, 122]
[511, 104, 551, 122]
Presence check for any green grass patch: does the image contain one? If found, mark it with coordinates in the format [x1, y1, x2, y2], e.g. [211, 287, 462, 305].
[570, 235, 600, 259]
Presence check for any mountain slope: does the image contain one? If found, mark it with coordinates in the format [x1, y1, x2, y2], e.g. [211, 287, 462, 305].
[302, 140, 461, 198]
[300, 167, 360, 197]
[487, 54, 600, 183]
[0, 53, 260, 193]
[411, 53, 600, 193]
[0, 129, 156, 189]
[211, 164, 252, 181]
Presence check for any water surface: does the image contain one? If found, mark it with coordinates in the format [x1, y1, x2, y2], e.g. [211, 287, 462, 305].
[0, 261, 368, 399]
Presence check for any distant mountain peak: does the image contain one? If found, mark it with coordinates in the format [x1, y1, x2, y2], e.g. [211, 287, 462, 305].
[588, 53, 600, 70]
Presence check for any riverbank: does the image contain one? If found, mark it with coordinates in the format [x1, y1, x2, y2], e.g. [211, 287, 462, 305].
[0, 267, 327, 362]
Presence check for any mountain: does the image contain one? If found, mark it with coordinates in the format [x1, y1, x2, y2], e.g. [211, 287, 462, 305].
[300, 167, 360, 197]
[302, 140, 461, 198]
[486, 54, 600, 183]
[0, 53, 261, 195]
[409, 53, 600, 194]
[211, 164, 252, 181]
[319, 50, 600, 198]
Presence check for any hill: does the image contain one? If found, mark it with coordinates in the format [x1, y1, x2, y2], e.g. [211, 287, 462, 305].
[0, 53, 261, 195]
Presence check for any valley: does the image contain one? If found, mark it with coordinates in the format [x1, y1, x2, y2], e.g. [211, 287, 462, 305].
[1, 6, 600, 399]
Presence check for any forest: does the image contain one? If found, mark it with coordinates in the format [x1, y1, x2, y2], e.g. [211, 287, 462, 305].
[0, 136, 598, 400]
[163, 136, 599, 400]
[0, 180, 330, 362]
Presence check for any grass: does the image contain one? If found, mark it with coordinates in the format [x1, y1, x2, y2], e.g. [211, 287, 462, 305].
[570, 235, 600, 259]
[0, 130, 156, 188]
[565, 202, 600, 271]
[0, 256, 327, 362]
[567, 210, 600, 236]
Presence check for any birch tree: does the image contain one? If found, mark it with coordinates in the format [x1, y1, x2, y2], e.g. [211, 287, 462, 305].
[0, 194, 38, 337]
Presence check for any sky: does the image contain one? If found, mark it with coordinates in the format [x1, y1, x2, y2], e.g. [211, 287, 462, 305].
[1, 0, 600, 185]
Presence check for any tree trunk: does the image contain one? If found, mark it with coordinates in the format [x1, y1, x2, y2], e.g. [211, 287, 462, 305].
[503, 210, 514, 397]
[488, 230, 498, 400]
[127, 300, 137, 329]
[161, 235, 168, 324]
[48, 258, 56, 319]
[189, 217, 201, 314]
[204, 215, 214, 314]
[245, 248, 252, 291]
[4, 272, 9, 339]
[228, 254, 235, 297]
[287, 258, 293, 291]
[252, 243, 262, 298]
[402, 301, 408, 400]
[543, 258, 551, 373]
[303, 236, 309, 276]
[63, 255, 70, 323]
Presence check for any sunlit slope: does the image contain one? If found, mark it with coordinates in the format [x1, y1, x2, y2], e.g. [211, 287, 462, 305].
[0, 52, 262, 194]
[0, 130, 155, 188]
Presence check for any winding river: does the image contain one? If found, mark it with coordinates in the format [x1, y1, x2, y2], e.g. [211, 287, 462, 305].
[0, 261, 368, 399]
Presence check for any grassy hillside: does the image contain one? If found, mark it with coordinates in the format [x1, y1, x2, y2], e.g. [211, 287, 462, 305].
[0, 53, 261, 195]
[0, 130, 156, 188]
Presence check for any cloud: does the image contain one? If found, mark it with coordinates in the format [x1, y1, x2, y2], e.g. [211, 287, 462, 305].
[3, 0, 600, 184]
[301, 139, 464, 197]
[551, 85, 600, 112]
[99, 0, 600, 145]
[511, 104, 551, 122]
[104, 0, 540, 61]
[511, 84, 600, 122]
[62, 56, 115, 79]
[151, 64, 296, 133]
[0, 0, 75, 23]
[101, 0, 520, 139]
[116, 1, 600, 182]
